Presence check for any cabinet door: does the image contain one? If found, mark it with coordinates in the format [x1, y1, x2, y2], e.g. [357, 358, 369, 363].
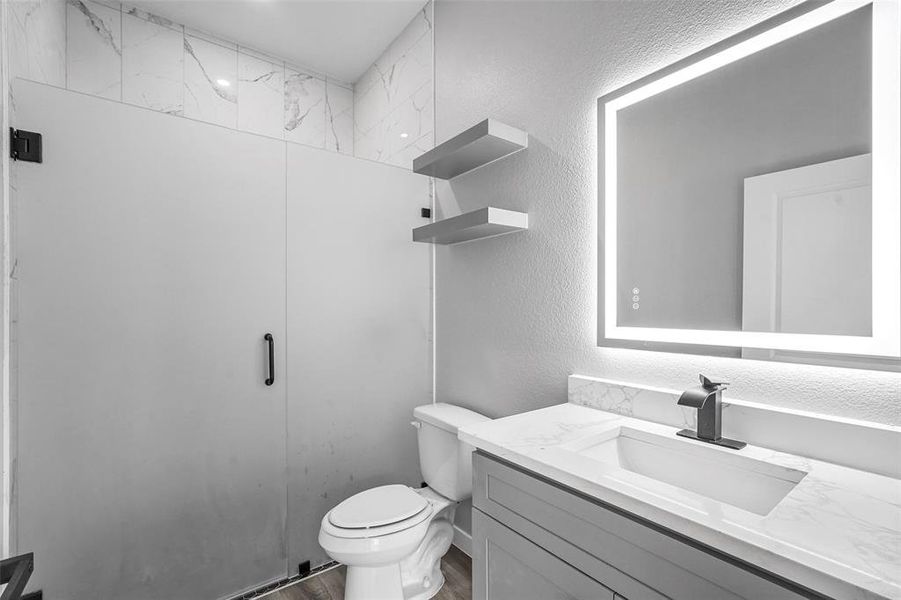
[13, 80, 288, 599]
[473, 509, 614, 600]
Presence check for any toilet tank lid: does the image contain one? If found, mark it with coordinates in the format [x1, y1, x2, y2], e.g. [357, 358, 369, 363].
[413, 403, 490, 434]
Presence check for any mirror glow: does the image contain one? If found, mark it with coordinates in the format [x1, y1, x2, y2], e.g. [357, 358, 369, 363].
[602, 0, 900, 358]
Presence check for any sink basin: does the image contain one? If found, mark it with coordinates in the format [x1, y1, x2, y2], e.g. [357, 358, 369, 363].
[558, 427, 807, 515]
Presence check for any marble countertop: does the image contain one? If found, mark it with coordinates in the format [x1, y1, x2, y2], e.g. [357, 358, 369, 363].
[459, 403, 901, 600]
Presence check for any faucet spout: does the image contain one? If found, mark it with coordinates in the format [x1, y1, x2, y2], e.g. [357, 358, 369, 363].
[677, 388, 712, 409]
[675, 374, 746, 451]
[677, 374, 727, 409]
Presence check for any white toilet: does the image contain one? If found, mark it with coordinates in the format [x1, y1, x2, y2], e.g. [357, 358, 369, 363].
[318, 403, 489, 600]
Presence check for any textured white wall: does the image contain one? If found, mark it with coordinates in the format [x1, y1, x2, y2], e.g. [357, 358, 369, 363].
[433, 0, 901, 426]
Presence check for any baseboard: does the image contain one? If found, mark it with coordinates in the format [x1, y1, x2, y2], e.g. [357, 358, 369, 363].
[452, 524, 472, 557]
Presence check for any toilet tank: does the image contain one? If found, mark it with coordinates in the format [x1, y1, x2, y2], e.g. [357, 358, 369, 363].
[412, 403, 490, 501]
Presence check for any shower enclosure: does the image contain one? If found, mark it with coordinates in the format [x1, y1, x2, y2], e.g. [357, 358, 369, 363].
[10, 78, 431, 599]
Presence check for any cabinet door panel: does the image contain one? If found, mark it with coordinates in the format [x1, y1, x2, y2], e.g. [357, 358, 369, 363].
[13, 80, 287, 600]
[473, 509, 614, 600]
[474, 452, 812, 600]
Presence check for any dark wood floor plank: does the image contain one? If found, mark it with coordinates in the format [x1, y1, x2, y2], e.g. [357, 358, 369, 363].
[438, 546, 472, 600]
[267, 548, 471, 600]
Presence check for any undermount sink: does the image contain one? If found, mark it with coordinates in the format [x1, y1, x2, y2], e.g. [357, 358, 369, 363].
[558, 427, 808, 516]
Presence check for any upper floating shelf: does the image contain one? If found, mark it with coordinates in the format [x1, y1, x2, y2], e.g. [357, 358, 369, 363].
[413, 207, 528, 245]
[412, 119, 528, 179]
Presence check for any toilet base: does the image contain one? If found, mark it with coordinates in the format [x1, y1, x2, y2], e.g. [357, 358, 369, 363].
[404, 570, 445, 600]
[345, 564, 404, 600]
[400, 489, 457, 600]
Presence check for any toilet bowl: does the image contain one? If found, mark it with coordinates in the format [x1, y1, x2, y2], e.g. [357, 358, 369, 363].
[318, 403, 490, 600]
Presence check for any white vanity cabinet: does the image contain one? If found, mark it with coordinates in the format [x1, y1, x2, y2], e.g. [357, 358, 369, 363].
[472, 452, 821, 600]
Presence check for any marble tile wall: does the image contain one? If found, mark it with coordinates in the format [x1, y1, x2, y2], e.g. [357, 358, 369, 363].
[8, 0, 354, 154]
[354, 1, 434, 168]
[568, 374, 901, 479]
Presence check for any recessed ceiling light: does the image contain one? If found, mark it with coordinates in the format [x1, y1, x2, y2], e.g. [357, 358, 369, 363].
[400, 133, 409, 139]
[216, 79, 231, 87]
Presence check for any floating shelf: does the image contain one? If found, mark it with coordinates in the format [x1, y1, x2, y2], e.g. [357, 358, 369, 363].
[413, 207, 528, 245]
[412, 119, 528, 179]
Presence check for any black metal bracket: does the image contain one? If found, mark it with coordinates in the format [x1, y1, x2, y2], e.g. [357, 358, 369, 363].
[10, 129, 42, 163]
[297, 560, 311, 578]
[0, 552, 38, 600]
[420, 208, 431, 219]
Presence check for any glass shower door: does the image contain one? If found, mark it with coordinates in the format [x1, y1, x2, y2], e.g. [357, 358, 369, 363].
[12, 79, 288, 600]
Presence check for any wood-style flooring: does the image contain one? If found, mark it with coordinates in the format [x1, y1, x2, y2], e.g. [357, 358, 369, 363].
[264, 545, 472, 600]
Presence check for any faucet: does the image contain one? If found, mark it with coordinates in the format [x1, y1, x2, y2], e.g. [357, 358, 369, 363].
[676, 374, 746, 450]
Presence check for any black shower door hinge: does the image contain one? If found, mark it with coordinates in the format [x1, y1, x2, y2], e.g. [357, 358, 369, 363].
[9, 128, 42, 163]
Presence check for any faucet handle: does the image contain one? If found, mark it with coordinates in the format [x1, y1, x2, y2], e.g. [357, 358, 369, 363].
[699, 374, 728, 391]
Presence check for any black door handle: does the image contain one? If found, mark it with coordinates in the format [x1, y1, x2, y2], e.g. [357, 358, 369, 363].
[264, 333, 274, 386]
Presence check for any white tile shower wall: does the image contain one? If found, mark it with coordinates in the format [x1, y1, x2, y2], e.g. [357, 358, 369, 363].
[183, 35, 237, 128]
[10, 0, 66, 88]
[122, 10, 184, 114]
[237, 51, 284, 140]
[9, 0, 354, 154]
[325, 81, 353, 155]
[66, 0, 120, 99]
[568, 375, 901, 479]
[354, 1, 433, 168]
[284, 68, 326, 148]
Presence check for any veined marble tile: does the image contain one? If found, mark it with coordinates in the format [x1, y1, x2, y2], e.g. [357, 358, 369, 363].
[386, 83, 433, 167]
[184, 35, 237, 128]
[123, 5, 180, 31]
[67, 0, 122, 100]
[355, 82, 433, 168]
[567, 375, 696, 429]
[122, 13, 184, 114]
[388, 132, 433, 170]
[353, 1, 432, 135]
[354, 131, 435, 169]
[284, 69, 325, 148]
[9, 0, 67, 87]
[353, 0, 433, 168]
[88, 0, 120, 10]
[237, 52, 284, 139]
[325, 81, 353, 155]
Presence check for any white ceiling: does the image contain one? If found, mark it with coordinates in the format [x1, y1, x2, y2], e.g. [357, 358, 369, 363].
[128, 0, 427, 83]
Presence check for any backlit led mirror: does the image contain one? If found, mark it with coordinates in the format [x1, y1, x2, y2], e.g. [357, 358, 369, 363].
[598, 0, 900, 369]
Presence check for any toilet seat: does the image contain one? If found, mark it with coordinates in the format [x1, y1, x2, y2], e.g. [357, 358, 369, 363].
[324, 485, 432, 539]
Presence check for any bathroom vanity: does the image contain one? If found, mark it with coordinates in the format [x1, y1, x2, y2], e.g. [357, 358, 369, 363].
[460, 390, 901, 600]
[471, 453, 810, 600]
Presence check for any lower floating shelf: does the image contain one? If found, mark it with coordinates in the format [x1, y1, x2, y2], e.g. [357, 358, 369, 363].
[413, 207, 528, 245]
